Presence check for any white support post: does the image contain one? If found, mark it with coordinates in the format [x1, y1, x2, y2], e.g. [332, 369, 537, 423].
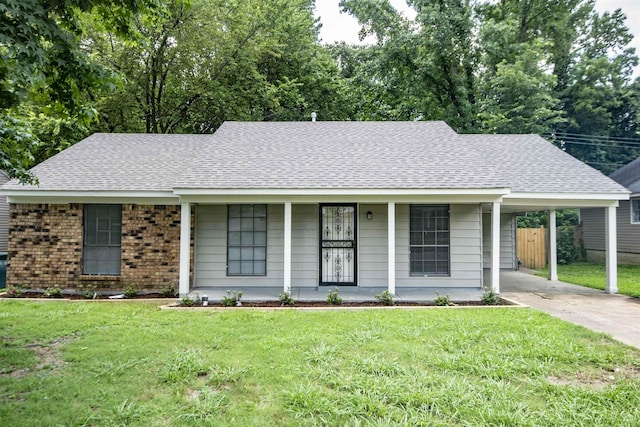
[491, 202, 501, 294]
[388, 202, 396, 294]
[284, 202, 292, 294]
[548, 209, 558, 281]
[179, 202, 191, 296]
[605, 205, 618, 294]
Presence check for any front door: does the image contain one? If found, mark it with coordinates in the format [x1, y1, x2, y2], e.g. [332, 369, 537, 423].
[320, 204, 356, 285]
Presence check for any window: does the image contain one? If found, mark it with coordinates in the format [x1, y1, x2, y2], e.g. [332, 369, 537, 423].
[227, 204, 267, 276]
[632, 199, 640, 224]
[410, 205, 450, 276]
[83, 204, 121, 275]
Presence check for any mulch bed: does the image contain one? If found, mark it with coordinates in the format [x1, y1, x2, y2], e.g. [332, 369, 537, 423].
[172, 299, 514, 308]
[1, 292, 170, 300]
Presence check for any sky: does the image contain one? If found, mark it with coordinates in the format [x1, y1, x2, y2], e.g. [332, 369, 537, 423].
[314, 0, 640, 77]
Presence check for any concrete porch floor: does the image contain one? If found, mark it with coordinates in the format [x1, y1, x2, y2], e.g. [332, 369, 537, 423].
[191, 285, 485, 303]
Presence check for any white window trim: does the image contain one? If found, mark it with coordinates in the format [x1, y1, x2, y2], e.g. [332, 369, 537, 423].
[631, 198, 640, 224]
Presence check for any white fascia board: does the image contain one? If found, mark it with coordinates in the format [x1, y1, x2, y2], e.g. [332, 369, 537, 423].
[503, 194, 623, 210]
[506, 192, 629, 201]
[174, 187, 511, 204]
[5, 190, 179, 205]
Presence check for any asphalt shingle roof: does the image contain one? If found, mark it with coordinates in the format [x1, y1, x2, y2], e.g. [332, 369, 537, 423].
[175, 121, 507, 189]
[461, 134, 628, 194]
[2, 133, 211, 192]
[2, 121, 628, 195]
[609, 156, 640, 194]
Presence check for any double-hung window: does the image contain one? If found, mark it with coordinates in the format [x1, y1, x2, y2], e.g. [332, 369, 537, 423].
[632, 199, 640, 224]
[227, 204, 267, 276]
[410, 205, 450, 276]
[83, 204, 122, 275]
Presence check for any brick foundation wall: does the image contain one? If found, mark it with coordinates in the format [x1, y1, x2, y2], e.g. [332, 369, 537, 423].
[7, 203, 191, 291]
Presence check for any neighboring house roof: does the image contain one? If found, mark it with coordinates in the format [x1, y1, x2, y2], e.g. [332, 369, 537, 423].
[1, 121, 629, 197]
[609, 156, 640, 195]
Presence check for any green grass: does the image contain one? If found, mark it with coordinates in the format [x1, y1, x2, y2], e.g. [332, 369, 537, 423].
[539, 262, 640, 297]
[1, 302, 640, 426]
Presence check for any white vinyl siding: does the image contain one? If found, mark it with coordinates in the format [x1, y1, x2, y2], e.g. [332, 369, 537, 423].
[482, 213, 517, 270]
[582, 202, 640, 254]
[395, 204, 482, 288]
[194, 203, 484, 288]
[195, 205, 283, 286]
[291, 204, 318, 286]
[358, 204, 388, 286]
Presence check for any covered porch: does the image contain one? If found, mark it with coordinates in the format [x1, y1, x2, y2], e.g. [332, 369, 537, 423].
[178, 195, 622, 297]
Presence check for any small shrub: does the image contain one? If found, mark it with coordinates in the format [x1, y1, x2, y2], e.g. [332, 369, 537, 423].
[123, 285, 139, 298]
[433, 292, 451, 306]
[43, 287, 63, 298]
[161, 285, 178, 298]
[279, 292, 295, 306]
[326, 288, 342, 305]
[481, 290, 501, 305]
[81, 286, 97, 299]
[6, 285, 24, 298]
[375, 290, 395, 306]
[221, 290, 243, 307]
[181, 293, 201, 307]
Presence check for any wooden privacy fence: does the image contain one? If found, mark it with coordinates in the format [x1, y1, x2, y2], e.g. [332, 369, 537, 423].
[517, 227, 547, 269]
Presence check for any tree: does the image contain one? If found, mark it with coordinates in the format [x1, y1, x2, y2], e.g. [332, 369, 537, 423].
[83, 0, 351, 134]
[0, 0, 156, 182]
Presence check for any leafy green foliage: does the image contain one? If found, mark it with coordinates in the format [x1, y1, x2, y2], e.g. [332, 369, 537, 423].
[481, 290, 501, 305]
[0, 0, 156, 182]
[43, 287, 63, 298]
[326, 288, 342, 305]
[433, 292, 451, 306]
[279, 292, 295, 306]
[161, 285, 177, 298]
[374, 290, 394, 306]
[180, 292, 201, 307]
[221, 290, 243, 307]
[123, 285, 139, 298]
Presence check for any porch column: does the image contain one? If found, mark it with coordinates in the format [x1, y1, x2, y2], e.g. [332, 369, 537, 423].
[283, 201, 292, 294]
[548, 209, 558, 281]
[388, 202, 396, 294]
[491, 202, 501, 293]
[605, 205, 618, 294]
[179, 202, 191, 296]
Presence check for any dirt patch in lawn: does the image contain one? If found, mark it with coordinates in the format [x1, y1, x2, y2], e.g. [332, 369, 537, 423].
[3, 335, 77, 378]
[547, 366, 640, 390]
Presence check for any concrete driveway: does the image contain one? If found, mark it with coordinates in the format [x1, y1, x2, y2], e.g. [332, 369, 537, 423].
[501, 270, 640, 349]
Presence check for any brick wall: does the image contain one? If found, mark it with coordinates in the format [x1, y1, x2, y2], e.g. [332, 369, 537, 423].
[7, 203, 191, 291]
[7, 204, 83, 288]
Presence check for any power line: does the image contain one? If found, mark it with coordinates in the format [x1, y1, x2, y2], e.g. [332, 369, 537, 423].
[552, 132, 640, 143]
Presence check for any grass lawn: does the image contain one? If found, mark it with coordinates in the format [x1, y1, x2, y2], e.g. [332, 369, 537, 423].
[538, 262, 640, 298]
[1, 302, 640, 426]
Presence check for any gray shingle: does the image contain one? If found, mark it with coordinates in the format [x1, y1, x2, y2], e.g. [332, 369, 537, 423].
[461, 134, 628, 194]
[175, 121, 508, 189]
[609, 156, 640, 194]
[3, 133, 212, 192]
[1, 122, 628, 195]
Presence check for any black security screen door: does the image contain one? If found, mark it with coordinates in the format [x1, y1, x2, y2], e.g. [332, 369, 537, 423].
[320, 204, 356, 285]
